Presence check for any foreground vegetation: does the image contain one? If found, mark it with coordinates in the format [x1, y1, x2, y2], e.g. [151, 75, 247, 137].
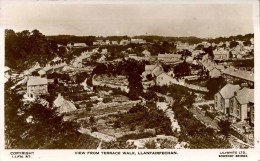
[149, 84, 231, 148]
[5, 81, 99, 149]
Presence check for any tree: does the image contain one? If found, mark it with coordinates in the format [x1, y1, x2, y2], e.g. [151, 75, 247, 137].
[178, 49, 192, 62]
[86, 77, 93, 86]
[89, 116, 95, 124]
[75, 72, 88, 84]
[218, 119, 231, 137]
[4, 89, 97, 149]
[128, 72, 143, 100]
[205, 78, 226, 99]
[229, 51, 233, 59]
[174, 62, 191, 77]
[229, 41, 239, 48]
[32, 71, 40, 76]
[203, 46, 214, 59]
[113, 120, 121, 129]
[5, 29, 55, 70]
[162, 64, 171, 72]
[57, 46, 67, 57]
[142, 91, 158, 101]
[243, 41, 252, 46]
[92, 63, 107, 75]
[146, 74, 153, 81]
[195, 44, 204, 50]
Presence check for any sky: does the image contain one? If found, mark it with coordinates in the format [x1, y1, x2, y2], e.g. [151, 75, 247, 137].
[1, 2, 254, 38]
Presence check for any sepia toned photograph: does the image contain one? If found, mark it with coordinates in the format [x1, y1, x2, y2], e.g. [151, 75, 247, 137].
[2, 1, 256, 152]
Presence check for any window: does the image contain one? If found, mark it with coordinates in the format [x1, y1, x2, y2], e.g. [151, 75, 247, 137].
[230, 99, 233, 113]
[215, 95, 218, 107]
[237, 109, 240, 117]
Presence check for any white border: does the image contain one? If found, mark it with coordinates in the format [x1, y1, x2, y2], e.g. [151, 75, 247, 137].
[0, 0, 259, 161]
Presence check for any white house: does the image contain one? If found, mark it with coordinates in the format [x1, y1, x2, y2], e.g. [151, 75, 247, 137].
[213, 48, 229, 60]
[214, 84, 240, 114]
[54, 94, 77, 114]
[120, 39, 130, 46]
[156, 72, 184, 86]
[229, 88, 254, 121]
[142, 50, 151, 57]
[157, 54, 182, 63]
[27, 77, 48, 98]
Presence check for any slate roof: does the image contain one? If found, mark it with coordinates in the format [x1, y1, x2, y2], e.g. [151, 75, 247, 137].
[54, 94, 77, 113]
[219, 84, 240, 99]
[235, 88, 254, 104]
[223, 67, 254, 82]
[27, 77, 48, 86]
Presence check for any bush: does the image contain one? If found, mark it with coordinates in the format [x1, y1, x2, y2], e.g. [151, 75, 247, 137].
[91, 126, 98, 132]
[218, 119, 231, 137]
[89, 116, 95, 124]
[205, 111, 216, 119]
[200, 105, 209, 111]
[129, 125, 136, 131]
[113, 120, 121, 129]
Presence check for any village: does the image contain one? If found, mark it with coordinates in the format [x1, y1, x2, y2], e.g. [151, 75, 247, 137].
[5, 32, 254, 149]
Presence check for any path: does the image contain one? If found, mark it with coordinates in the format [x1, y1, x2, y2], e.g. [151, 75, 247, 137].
[78, 128, 116, 142]
[155, 92, 180, 133]
[193, 100, 214, 106]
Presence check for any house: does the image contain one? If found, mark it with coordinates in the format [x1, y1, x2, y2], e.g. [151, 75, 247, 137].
[213, 48, 229, 60]
[130, 38, 146, 44]
[120, 39, 130, 46]
[42, 65, 52, 74]
[229, 88, 254, 122]
[151, 64, 164, 77]
[27, 77, 48, 98]
[205, 64, 225, 78]
[214, 84, 240, 114]
[68, 42, 87, 48]
[105, 40, 110, 45]
[111, 41, 118, 45]
[38, 69, 46, 77]
[54, 94, 77, 114]
[97, 55, 106, 63]
[222, 67, 254, 87]
[142, 64, 156, 79]
[32, 62, 41, 71]
[167, 70, 175, 78]
[142, 50, 151, 57]
[5, 66, 11, 83]
[22, 62, 41, 78]
[100, 49, 108, 55]
[156, 72, 184, 86]
[157, 54, 182, 63]
[72, 51, 93, 68]
[128, 54, 138, 59]
[200, 59, 225, 78]
[249, 99, 254, 126]
[185, 56, 193, 63]
[145, 65, 156, 74]
[51, 57, 62, 63]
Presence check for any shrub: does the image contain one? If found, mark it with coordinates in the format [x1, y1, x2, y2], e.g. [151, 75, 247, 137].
[113, 120, 121, 129]
[205, 111, 216, 119]
[89, 116, 95, 124]
[91, 126, 98, 132]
